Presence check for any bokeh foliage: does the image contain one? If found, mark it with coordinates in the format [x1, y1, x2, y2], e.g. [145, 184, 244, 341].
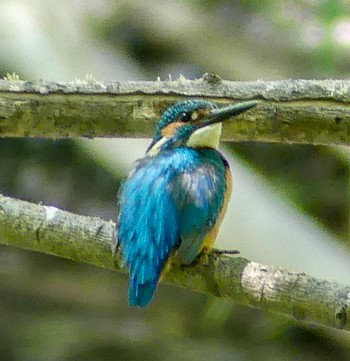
[0, 1, 350, 360]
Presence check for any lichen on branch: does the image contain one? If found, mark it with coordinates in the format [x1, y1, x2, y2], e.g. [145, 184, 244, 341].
[0, 193, 349, 330]
[0, 77, 349, 145]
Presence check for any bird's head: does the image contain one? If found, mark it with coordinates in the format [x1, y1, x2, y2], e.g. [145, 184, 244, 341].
[147, 99, 257, 156]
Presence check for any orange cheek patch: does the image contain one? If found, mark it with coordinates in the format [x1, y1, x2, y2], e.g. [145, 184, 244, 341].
[198, 109, 211, 118]
[191, 108, 212, 122]
[161, 121, 184, 137]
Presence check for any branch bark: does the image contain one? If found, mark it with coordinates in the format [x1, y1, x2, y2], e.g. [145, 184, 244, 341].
[0, 193, 349, 330]
[0, 77, 350, 145]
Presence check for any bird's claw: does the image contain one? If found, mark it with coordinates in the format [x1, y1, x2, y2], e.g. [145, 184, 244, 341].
[210, 248, 240, 257]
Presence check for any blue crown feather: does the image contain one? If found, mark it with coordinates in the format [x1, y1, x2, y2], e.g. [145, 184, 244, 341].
[148, 100, 216, 151]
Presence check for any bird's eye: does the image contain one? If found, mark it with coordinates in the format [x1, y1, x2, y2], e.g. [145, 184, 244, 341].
[180, 112, 192, 122]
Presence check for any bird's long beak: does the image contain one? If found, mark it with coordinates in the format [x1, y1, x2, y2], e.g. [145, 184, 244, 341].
[199, 100, 258, 128]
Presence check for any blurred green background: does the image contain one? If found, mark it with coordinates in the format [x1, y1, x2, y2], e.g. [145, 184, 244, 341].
[1, 1, 350, 360]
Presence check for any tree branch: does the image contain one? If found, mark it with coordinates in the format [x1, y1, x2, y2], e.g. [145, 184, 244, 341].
[0, 193, 349, 330]
[0, 77, 350, 145]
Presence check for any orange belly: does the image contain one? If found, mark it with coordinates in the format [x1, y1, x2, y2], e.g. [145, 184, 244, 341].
[200, 167, 232, 254]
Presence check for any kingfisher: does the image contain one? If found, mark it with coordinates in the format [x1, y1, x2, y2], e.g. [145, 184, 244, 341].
[117, 99, 257, 307]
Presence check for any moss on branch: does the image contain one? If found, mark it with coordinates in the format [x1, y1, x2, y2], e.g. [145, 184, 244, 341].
[0, 193, 349, 330]
[0, 77, 349, 145]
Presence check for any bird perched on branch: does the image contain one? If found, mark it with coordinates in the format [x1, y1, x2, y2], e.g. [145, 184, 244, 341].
[117, 99, 257, 307]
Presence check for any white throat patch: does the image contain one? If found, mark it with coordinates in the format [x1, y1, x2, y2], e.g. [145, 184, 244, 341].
[186, 123, 222, 149]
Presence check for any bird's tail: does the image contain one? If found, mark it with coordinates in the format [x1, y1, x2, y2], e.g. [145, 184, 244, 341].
[129, 276, 159, 307]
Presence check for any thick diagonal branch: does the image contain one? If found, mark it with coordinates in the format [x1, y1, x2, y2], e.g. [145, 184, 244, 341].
[0, 77, 350, 145]
[0, 193, 349, 330]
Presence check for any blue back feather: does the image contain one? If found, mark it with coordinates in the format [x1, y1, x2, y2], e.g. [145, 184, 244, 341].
[118, 147, 227, 307]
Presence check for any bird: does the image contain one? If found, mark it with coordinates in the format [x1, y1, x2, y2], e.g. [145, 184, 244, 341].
[117, 99, 257, 307]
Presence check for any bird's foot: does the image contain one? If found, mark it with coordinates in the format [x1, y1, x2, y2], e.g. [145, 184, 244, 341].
[210, 248, 240, 257]
[196, 248, 240, 265]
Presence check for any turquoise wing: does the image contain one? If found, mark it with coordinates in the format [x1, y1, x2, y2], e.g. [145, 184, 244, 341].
[118, 156, 181, 307]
